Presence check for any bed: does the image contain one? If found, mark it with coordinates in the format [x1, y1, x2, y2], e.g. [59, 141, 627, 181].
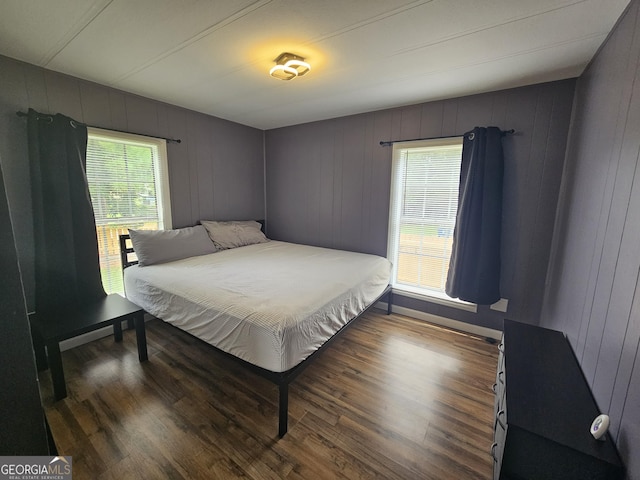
[119, 220, 393, 437]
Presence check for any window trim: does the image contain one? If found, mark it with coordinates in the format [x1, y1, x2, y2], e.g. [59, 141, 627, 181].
[86, 127, 172, 295]
[87, 127, 172, 229]
[387, 137, 476, 313]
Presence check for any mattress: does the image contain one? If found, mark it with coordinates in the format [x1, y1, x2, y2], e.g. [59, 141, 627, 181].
[124, 240, 391, 372]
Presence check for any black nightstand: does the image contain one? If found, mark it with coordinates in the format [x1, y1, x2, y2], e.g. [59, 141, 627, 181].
[30, 294, 148, 401]
[492, 320, 624, 479]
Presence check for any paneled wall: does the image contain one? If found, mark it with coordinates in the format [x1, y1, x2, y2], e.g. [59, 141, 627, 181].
[0, 55, 264, 310]
[541, 0, 640, 476]
[266, 80, 575, 330]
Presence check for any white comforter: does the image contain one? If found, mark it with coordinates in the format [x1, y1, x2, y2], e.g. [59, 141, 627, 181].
[124, 241, 391, 372]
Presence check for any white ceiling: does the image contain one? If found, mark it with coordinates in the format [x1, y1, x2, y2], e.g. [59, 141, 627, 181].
[0, 0, 630, 130]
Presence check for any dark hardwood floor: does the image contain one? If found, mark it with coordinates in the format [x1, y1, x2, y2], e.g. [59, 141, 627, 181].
[40, 310, 499, 479]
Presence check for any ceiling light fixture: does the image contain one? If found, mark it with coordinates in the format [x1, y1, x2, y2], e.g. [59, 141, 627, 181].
[269, 52, 310, 80]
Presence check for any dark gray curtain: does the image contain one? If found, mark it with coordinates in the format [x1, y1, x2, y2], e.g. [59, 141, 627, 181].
[445, 126, 504, 305]
[27, 108, 105, 316]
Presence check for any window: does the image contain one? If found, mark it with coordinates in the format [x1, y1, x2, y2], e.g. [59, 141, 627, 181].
[387, 137, 474, 310]
[86, 128, 171, 295]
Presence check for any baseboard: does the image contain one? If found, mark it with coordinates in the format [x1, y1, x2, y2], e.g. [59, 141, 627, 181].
[59, 317, 149, 352]
[60, 304, 502, 352]
[375, 301, 502, 340]
[59, 326, 113, 352]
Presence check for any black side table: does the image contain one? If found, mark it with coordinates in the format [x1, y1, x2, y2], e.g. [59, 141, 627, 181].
[30, 294, 148, 401]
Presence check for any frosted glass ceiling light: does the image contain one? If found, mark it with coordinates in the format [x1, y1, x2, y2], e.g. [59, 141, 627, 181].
[270, 52, 311, 80]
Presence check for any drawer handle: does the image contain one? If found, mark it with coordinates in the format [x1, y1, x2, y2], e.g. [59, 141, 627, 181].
[498, 342, 504, 353]
[498, 371, 504, 382]
[492, 383, 497, 393]
[490, 442, 498, 461]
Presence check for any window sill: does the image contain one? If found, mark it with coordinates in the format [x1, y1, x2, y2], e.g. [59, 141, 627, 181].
[391, 286, 478, 313]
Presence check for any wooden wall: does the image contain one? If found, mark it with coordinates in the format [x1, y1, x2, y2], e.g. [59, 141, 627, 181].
[0, 55, 264, 311]
[541, 0, 640, 475]
[266, 80, 575, 330]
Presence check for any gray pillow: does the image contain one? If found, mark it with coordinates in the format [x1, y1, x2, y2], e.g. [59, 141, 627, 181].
[128, 225, 217, 266]
[200, 220, 268, 250]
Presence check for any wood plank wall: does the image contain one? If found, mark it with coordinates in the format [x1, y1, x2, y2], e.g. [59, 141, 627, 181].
[0, 55, 264, 311]
[541, 0, 640, 476]
[265, 80, 575, 331]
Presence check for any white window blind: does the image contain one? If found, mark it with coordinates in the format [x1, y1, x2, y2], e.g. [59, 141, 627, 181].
[388, 137, 474, 309]
[86, 127, 171, 294]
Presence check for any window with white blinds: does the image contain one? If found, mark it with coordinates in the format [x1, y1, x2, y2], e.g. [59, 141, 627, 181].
[387, 137, 474, 310]
[86, 127, 171, 294]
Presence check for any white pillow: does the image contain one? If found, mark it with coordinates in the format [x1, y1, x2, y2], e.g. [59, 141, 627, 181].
[200, 220, 268, 250]
[128, 225, 217, 266]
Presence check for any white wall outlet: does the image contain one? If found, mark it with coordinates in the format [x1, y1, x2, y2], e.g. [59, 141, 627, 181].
[491, 298, 509, 312]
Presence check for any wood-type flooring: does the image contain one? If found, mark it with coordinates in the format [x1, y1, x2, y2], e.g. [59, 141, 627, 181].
[40, 310, 499, 479]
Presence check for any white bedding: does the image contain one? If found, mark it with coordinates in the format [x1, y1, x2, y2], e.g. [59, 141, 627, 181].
[124, 241, 391, 372]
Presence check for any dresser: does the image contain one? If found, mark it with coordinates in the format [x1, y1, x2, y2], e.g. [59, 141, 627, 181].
[492, 320, 624, 479]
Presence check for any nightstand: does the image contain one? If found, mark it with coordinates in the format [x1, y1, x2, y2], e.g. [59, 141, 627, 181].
[30, 294, 148, 401]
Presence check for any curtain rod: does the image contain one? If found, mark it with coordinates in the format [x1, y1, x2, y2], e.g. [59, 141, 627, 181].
[379, 128, 515, 147]
[16, 111, 182, 144]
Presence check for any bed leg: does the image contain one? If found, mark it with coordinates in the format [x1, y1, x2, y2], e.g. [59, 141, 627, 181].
[278, 383, 288, 438]
[387, 289, 393, 315]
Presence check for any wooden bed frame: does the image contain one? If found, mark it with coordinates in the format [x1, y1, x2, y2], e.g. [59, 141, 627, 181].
[119, 233, 393, 437]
